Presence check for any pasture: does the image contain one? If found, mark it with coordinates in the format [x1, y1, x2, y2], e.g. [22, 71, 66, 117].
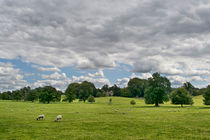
[0, 96, 210, 140]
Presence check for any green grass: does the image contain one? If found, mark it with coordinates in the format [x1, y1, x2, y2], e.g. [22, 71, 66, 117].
[0, 96, 210, 140]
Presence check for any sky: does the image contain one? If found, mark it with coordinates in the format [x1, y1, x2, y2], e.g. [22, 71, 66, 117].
[0, 0, 210, 91]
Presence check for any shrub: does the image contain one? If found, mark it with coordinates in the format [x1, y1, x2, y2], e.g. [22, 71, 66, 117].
[130, 100, 136, 105]
[88, 95, 95, 103]
[109, 98, 112, 105]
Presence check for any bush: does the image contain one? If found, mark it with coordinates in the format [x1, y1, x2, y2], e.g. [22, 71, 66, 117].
[130, 100, 136, 105]
[88, 95, 95, 103]
[109, 98, 112, 105]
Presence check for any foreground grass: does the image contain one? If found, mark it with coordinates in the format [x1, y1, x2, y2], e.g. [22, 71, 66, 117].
[0, 96, 210, 140]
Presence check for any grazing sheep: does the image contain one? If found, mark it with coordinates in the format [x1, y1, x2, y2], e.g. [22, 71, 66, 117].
[55, 115, 62, 122]
[177, 109, 180, 112]
[36, 114, 45, 120]
[115, 109, 118, 112]
[11, 109, 13, 112]
[168, 110, 171, 112]
[174, 110, 176, 112]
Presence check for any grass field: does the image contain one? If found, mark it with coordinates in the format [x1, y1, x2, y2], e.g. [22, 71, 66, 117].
[0, 96, 210, 140]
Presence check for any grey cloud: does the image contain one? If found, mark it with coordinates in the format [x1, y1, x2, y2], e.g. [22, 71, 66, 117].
[1, 0, 210, 88]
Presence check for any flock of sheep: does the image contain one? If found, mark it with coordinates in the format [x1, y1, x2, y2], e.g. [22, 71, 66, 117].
[36, 114, 62, 122]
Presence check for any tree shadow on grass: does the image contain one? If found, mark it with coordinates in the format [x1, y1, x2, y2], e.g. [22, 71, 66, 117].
[133, 105, 191, 109]
[133, 105, 210, 109]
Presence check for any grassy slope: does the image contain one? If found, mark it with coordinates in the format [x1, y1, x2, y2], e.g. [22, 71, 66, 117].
[0, 96, 210, 140]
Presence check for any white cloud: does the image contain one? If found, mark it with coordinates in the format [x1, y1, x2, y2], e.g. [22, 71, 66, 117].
[1, 0, 210, 89]
[32, 70, 110, 91]
[32, 65, 61, 72]
[41, 72, 66, 80]
[0, 62, 27, 91]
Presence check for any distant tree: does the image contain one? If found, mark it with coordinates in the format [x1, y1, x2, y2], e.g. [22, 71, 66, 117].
[88, 95, 95, 103]
[65, 83, 79, 103]
[101, 84, 109, 92]
[183, 82, 199, 96]
[20, 86, 31, 101]
[0, 91, 12, 100]
[130, 100, 136, 105]
[12, 90, 22, 101]
[145, 72, 171, 107]
[128, 78, 147, 97]
[170, 87, 193, 107]
[79, 81, 96, 102]
[120, 87, 132, 97]
[26, 89, 38, 102]
[96, 90, 106, 97]
[198, 88, 207, 95]
[39, 86, 61, 103]
[110, 84, 121, 96]
[203, 85, 210, 105]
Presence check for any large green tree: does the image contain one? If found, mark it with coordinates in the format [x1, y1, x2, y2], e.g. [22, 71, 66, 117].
[128, 78, 147, 97]
[38, 86, 61, 103]
[145, 72, 171, 107]
[203, 85, 210, 105]
[170, 87, 193, 107]
[79, 81, 96, 102]
[65, 83, 80, 103]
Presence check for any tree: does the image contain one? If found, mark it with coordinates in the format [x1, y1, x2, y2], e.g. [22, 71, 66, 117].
[88, 95, 95, 103]
[101, 84, 109, 92]
[20, 86, 31, 101]
[145, 72, 171, 107]
[128, 78, 147, 97]
[120, 87, 132, 97]
[170, 87, 193, 107]
[79, 81, 96, 102]
[26, 89, 38, 102]
[38, 86, 61, 103]
[109, 84, 121, 96]
[12, 90, 22, 101]
[0, 91, 12, 100]
[183, 82, 199, 96]
[65, 83, 80, 103]
[203, 85, 210, 105]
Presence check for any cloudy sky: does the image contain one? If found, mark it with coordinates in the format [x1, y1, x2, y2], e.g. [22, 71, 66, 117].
[1, 0, 210, 91]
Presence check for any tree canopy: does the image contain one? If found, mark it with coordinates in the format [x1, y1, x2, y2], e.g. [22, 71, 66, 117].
[127, 78, 147, 97]
[203, 85, 210, 105]
[170, 87, 193, 107]
[145, 72, 171, 107]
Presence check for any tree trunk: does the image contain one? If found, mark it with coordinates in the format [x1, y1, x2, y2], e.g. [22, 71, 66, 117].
[155, 102, 159, 107]
[181, 104, 183, 107]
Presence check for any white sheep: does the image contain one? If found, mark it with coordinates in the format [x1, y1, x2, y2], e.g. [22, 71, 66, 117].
[36, 114, 45, 120]
[55, 115, 62, 122]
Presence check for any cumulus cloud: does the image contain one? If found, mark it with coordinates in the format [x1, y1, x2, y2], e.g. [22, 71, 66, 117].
[32, 70, 110, 91]
[1, 0, 210, 89]
[32, 65, 61, 72]
[71, 70, 110, 88]
[0, 62, 27, 91]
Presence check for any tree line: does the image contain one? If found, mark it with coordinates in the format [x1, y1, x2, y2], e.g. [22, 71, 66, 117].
[0, 72, 210, 107]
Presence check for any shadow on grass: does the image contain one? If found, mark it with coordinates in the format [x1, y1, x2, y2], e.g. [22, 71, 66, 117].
[132, 105, 210, 109]
[133, 105, 191, 109]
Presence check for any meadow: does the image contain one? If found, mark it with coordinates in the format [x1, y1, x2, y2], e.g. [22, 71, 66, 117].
[0, 96, 210, 140]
